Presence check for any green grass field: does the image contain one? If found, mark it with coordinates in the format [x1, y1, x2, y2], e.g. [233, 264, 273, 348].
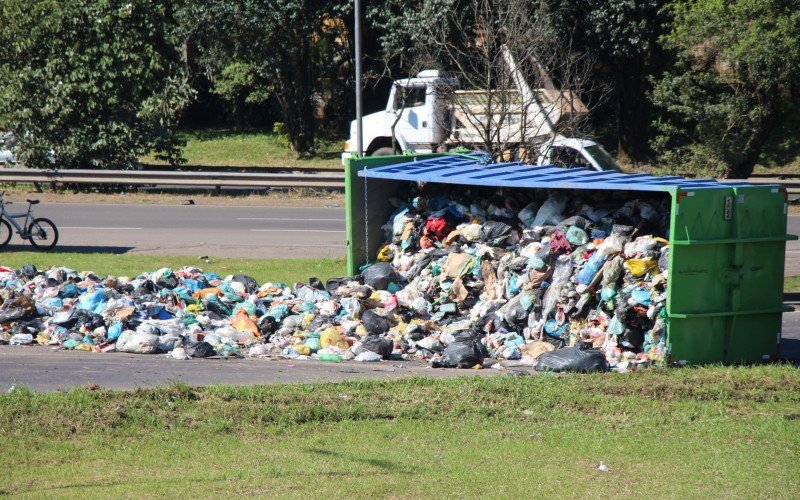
[784, 276, 800, 292]
[141, 130, 343, 169]
[0, 252, 346, 284]
[1, 366, 798, 497]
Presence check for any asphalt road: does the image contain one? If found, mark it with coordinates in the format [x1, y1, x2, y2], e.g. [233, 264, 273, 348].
[3, 202, 799, 273]
[5, 202, 347, 259]
[1, 317, 796, 392]
[0, 349, 520, 392]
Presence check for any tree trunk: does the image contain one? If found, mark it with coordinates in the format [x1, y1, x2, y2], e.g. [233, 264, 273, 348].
[616, 61, 653, 165]
[276, 41, 316, 155]
[722, 90, 780, 179]
[724, 115, 778, 179]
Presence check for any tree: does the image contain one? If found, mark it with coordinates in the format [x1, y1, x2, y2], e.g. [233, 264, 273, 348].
[651, 0, 800, 178]
[182, 0, 350, 154]
[548, 0, 670, 164]
[371, 0, 599, 160]
[0, 0, 192, 169]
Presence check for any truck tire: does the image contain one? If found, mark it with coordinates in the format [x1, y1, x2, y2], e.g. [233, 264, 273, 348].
[370, 147, 396, 156]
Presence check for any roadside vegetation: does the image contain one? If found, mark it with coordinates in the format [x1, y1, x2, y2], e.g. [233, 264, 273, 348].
[140, 130, 342, 169]
[0, 253, 345, 284]
[1, 366, 798, 497]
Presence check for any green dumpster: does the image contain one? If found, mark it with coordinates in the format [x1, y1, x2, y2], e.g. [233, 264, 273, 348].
[344, 154, 796, 364]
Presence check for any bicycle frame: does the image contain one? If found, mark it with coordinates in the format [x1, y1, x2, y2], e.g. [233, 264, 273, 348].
[0, 198, 34, 237]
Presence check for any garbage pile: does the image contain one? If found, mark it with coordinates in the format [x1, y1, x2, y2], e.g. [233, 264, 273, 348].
[0, 188, 671, 372]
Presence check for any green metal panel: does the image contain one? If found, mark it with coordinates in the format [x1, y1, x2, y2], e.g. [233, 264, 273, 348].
[344, 153, 449, 275]
[667, 185, 793, 363]
[346, 153, 794, 364]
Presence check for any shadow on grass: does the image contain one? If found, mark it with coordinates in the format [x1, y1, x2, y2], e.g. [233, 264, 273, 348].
[304, 447, 412, 473]
[4, 244, 134, 254]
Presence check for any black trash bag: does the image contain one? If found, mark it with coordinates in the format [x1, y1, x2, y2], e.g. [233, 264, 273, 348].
[658, 246, 669, 272]
[258, 315, 278, 337]
[232, 274, 259, 294]
[557, 215, 592, 231]
[308, 276, 324, 291]
[184, 340, 216, 358]
[204, 295, 232, 317]
[361, 262, 400, 291]
[535, 346, 608, 373]
[156, 275, 179, 290]
[75, 310, 105, 331]
[621, 327, 645, 351]
[132, 280, 158, 298]
[0, 307, 26, 324]
[480, 221, 513, 245]
[362, 310, 391, 336]
[325, 276, 353, 293]
[360, 335, 393, 359]
[439, 338, 486, 368]
[18, 263, 38, 279]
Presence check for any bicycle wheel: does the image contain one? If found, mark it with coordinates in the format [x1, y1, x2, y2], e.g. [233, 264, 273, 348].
[27, 217, 58, 250]
[0, 219, 11, 248]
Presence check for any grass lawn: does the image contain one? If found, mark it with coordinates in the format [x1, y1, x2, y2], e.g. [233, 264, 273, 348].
[141, 130, 343, 169]
[1, 366, 798, 497]
[784, 276, 800, 292]
[0, 252, 346, 284]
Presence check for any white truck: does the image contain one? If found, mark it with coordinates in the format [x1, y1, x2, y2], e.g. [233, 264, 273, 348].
[342, 51, 620, 171]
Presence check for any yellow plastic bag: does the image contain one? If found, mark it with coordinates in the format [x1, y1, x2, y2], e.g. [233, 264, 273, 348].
[376, 244, 392, 262]
[624, 258, 658, 277]
[231, 309, 260, 337]
[293, 343, 311, 356]
[320, 327, 349, 349]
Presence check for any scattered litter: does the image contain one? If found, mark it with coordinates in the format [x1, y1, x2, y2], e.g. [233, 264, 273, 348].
[0, 188, 670, 372]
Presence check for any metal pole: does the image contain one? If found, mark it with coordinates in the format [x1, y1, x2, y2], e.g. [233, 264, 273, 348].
[354, 0, 363, 156]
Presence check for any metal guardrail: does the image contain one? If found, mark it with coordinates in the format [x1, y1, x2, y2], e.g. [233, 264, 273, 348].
[0, 166, 798, 194]
[0, 168, 345, 191]
[716, 177, 800, 195]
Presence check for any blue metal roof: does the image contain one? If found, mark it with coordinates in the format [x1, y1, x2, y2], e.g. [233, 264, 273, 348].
[358, 155, 757, 193]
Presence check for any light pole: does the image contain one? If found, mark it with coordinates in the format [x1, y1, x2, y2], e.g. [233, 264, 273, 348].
[354, 0, 363, 156]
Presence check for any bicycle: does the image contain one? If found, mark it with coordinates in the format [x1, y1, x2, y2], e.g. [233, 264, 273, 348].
[0, 191, 59, 250]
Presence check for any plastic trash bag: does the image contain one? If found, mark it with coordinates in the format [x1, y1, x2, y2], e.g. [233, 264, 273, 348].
[0, 307, 27, 324]
[532, 192, 568, 227]
[358, 335, 393, 359]
[116, 331, 159, 354]
[566, 226, 589, 246]
[535, 346, 608, 372]
[355, 351, 382, 362]
[184, 340, 216, 358]
[232, 274, 259, 294]
[439, 338, 486, 368]
[480, 221, 513, 245]
[362, 310, 391, 336]
[625, 258, 658, 277]
[10, 333, 34, 345]
[574, 252, 607, 285]
[362, 262, 401, 291]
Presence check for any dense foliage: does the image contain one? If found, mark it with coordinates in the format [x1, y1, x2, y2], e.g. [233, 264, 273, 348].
[651, 0, 800, 178]
[0, 0, 192, 169]
[0, 0, 797, 174]
[181, 0, 351, 154]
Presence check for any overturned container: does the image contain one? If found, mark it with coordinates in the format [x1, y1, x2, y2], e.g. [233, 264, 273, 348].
[344, 153, 795, 364]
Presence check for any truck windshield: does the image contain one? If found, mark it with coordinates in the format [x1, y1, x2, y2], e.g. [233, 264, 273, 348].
[584, 145, 620, 171]
[394, 86, 426, 110]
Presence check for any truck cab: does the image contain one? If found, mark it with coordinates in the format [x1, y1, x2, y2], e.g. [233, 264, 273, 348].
[344, 70, 453, 157]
